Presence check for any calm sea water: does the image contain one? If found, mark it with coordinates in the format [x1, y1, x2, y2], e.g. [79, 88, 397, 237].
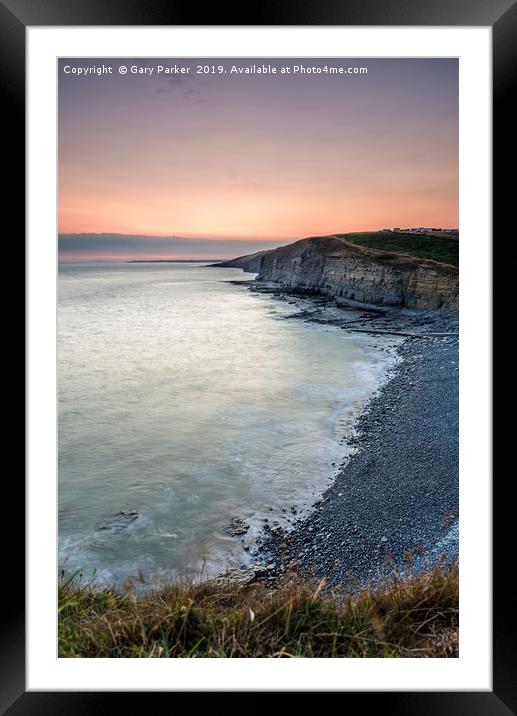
[58, 262, 394, 587]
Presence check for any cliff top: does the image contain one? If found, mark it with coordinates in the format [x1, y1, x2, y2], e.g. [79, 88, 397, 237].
[334, 231, 458, 268]
[210, 249, 271, 269]
[213, 231, 458, 273]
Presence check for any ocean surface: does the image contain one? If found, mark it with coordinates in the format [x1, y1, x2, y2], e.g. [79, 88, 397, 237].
[58, 262, 395, 588]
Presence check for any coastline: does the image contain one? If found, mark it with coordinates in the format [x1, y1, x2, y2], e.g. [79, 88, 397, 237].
[239, 284, 459, 590]
[58, 276, 460, 659]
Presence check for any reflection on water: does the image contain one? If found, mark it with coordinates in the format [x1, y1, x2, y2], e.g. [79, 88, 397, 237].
[58, 262, 395, 587]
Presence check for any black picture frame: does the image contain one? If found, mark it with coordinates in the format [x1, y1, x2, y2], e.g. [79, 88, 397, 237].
[5, 0, 506, 711]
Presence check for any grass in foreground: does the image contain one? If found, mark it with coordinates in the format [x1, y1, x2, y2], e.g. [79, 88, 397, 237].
[58, 563, 458, 658]
[335, 232, 459, 267]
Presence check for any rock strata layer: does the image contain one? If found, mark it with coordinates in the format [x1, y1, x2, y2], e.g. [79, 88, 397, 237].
[214, 236, 458, 311]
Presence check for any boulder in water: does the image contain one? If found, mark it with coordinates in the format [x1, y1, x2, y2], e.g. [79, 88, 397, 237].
[96, 509, 139, 532]
[223, 517, 250, 536]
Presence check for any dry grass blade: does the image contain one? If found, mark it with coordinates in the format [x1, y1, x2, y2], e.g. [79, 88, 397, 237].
[58, 563, 458, 658]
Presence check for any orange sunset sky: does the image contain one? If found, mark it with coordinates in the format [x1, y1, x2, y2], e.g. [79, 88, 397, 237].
[58, 58, 458, 260]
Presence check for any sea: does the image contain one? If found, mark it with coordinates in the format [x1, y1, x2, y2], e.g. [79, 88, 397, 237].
[58, 261, 396, 588]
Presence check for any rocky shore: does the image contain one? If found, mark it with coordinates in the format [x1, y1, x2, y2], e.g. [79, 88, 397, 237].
[227, 284, 459, 591]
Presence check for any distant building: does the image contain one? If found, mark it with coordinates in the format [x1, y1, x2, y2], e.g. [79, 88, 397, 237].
[386, 226, 457, 235]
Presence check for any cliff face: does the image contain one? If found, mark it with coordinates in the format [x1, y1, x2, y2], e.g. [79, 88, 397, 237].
[256, 236, 458, 311]
[211, 250, 272, 273]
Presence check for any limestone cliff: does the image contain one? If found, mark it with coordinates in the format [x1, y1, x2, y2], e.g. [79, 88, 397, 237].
[211, 249, 272, 273]
[255, 236, 458, 311]
[213, 235, 458, 311]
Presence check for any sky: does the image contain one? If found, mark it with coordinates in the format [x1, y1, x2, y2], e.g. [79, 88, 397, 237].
[58, 58, 458, 260]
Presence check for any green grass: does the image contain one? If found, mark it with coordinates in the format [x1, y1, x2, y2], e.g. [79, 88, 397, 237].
[58, 563, 458, 658]
[334, 232, 459, 267]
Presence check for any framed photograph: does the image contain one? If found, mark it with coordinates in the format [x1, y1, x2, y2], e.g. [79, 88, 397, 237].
[6, 0, 507, 709]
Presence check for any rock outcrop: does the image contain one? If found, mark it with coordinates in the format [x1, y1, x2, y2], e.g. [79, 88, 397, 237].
[96, 509, 139, 532]
[250, 236, 458, 311]
[223, 518, 250, 536]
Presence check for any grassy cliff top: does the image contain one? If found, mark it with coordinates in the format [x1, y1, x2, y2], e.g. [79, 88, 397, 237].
[59, 564, 458, 658]
[334, 232, 459, 268]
